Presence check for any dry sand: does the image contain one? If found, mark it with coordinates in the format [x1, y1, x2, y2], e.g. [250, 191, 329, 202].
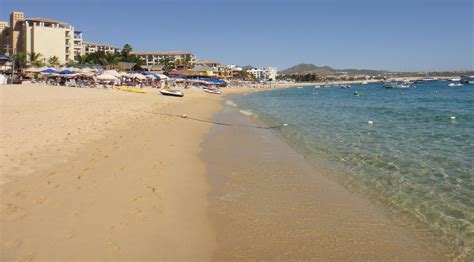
[1, 84, 222, 260]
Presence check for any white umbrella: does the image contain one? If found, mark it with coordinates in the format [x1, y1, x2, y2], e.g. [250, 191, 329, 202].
[68, 67, 81, 72]
[103, 70, 121, 78]
[96, 74, 118, 80]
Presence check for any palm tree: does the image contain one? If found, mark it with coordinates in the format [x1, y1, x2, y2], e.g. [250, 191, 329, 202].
[121, 44, 132, 59]
[29, 52, 43, 67]
[75, 54, 89, 64]
[102, 53, 121, 68]
[48, 56, 60, 67]
[13, 52, 28, 69]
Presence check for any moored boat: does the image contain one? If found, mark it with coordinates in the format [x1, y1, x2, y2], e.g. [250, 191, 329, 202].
[460, 76, 474, 84]
[448, 83, 463, 87]
[203, 87, 221, 94]
[383, 80, 411, 89]
[160, 88, 184, 97]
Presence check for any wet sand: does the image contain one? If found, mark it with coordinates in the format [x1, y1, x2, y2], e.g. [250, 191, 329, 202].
[202, 102, 447, 260]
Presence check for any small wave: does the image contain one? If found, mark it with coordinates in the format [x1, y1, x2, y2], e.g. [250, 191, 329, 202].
[239, 109, 255, 117]
[225, 100, 238, 107]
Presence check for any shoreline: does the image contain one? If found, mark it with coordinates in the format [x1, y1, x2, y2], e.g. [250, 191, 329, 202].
[201, 91, 450, 260]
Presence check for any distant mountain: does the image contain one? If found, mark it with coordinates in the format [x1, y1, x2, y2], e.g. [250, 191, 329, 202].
[280, 63, 388, 75]
[280, 64, 324, 74]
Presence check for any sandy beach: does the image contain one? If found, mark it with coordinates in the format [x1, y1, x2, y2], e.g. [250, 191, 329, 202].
[1, 84, 221, 260]
[1, 83, 448, 260]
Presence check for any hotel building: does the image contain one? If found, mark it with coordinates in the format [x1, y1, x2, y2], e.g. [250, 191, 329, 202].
[247, 67, 278, 81]
[83, 41, 120, 55]
[0, 11, 84, 64]
[130, 51, 196, 67]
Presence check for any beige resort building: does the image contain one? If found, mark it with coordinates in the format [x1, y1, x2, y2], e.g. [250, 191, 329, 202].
[1, 11, 198, 70]
[0, 11, 84, 64]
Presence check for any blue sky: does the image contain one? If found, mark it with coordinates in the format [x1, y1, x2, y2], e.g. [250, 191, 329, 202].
[1, 0, 472, 71]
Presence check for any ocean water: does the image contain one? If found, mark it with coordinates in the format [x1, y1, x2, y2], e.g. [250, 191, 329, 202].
[232, 81, 473, 259]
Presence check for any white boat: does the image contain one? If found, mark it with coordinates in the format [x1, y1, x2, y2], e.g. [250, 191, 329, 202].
[204, 87, 221, 94]
[450, 78, 461, 82]
[448, 83, 463, 87]
[160, 89, 184, 97]
[383, 80, 411, 89]
[460, 76, 474, 84]
[362, 81, 368, 85]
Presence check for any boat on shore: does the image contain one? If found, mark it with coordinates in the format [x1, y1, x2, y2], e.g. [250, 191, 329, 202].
[203, 87, 221, 94]
[160, 88, 184, 97]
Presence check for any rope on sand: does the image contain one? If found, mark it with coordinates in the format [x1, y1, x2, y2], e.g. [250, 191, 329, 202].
[144, 111, 288, 129]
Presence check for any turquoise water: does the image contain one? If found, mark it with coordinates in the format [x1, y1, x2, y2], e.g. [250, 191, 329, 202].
[232, 81, 473, 259]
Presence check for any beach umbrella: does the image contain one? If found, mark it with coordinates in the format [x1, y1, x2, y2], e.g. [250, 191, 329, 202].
[96, 74, 117, 80]
[59, 69, 75, 75]
[41, 68, 60, 74]
[103, 70, 121, 78]
[154, 73, 169, 80]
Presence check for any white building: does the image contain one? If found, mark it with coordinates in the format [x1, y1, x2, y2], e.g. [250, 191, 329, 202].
[130, 51, 195, 67]
[247, 67, 277, 81]
[83, 41, 120, 55]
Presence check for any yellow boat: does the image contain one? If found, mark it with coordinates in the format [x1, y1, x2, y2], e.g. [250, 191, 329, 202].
[115, 86, 148, 94]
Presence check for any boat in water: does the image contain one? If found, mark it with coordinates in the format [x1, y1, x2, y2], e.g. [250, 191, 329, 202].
[160, 88, 184, 97]
[448, 83, 464, 87]
[460, 76, 474, 84]
[383, 80, 411, 89]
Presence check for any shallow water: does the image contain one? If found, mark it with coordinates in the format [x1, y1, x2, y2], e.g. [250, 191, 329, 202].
[232, 81, 474, 259]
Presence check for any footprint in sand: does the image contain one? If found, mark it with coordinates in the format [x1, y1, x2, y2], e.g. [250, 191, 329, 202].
[132, 196, 143, 202]
[34, 196, 47, 204]
[2, 203, 28, 221]
[10, 190, 27, 199]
